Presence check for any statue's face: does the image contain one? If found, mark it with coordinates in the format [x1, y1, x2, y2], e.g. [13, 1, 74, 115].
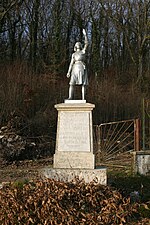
[74, 42, 82, 50]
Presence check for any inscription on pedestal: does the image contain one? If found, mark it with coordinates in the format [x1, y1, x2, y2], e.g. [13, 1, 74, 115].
[57, 111, 91, 152]
[54, 152, 95, 169]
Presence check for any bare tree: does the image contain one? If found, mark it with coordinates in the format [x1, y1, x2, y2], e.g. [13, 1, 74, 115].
[99, 0, 150, 82]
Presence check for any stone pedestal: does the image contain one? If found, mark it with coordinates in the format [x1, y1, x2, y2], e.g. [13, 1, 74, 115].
[54, 103, 95, 169]
[133, 150, 150, 175]
[41, 101, 107, 185]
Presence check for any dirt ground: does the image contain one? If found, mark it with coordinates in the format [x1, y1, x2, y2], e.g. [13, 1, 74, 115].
[0, 158, 53, 183]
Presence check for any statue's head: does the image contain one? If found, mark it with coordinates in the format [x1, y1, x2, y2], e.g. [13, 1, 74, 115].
[74, 42, 82, 51]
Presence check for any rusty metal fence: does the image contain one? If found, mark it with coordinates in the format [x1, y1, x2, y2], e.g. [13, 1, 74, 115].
[93, 119, 140, 168]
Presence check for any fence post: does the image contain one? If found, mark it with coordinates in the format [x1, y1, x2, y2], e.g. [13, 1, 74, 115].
[142, 98, 146, 151]
[134, 118, 140, 152]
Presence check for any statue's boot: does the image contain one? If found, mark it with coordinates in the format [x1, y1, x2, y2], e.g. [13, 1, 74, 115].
[82, 85, 86, 100]
[68, 85, 74, 100]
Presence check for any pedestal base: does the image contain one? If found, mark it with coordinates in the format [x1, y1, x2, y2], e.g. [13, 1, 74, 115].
[41, 167, 107, 185]
[48, 102, 107, 184]
[54, 152, 95, 169]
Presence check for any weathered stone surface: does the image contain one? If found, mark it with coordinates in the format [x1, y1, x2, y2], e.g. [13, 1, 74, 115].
[48, 102, 107, 184]
[57, 111, 91, 152]
[55, 103, 95, 111]
[55, 103, 95, 152]
[41, 167, 107, 185]
[54, 103, 95, 169]
[135, 151, 150, 175]
[54, 152, 95, 169]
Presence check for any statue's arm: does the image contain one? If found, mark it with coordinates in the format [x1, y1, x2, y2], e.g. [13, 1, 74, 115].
[82, 29, 88, 53]
[67, 53, 74, 78]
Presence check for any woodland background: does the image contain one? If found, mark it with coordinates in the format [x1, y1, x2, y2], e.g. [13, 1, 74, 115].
[0, 0, 150, 158]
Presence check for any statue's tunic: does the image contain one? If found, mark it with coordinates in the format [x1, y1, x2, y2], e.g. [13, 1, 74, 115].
[69, 51, 88, 85]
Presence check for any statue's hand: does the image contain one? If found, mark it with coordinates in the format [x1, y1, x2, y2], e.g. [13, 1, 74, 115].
[83, 29, 86, 36]
[67, 73, 70, 78]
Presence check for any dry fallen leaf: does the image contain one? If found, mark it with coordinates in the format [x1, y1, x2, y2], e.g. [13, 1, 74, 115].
[0, 178, 143, 225]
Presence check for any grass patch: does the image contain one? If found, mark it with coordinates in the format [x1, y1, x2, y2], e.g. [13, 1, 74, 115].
[108, 169, 150, 203]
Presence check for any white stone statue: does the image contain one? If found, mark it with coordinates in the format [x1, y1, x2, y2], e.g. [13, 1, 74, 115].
[66, 29, 88, 100]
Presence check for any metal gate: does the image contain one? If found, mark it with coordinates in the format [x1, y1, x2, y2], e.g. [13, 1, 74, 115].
[93, 119, 140, 168]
